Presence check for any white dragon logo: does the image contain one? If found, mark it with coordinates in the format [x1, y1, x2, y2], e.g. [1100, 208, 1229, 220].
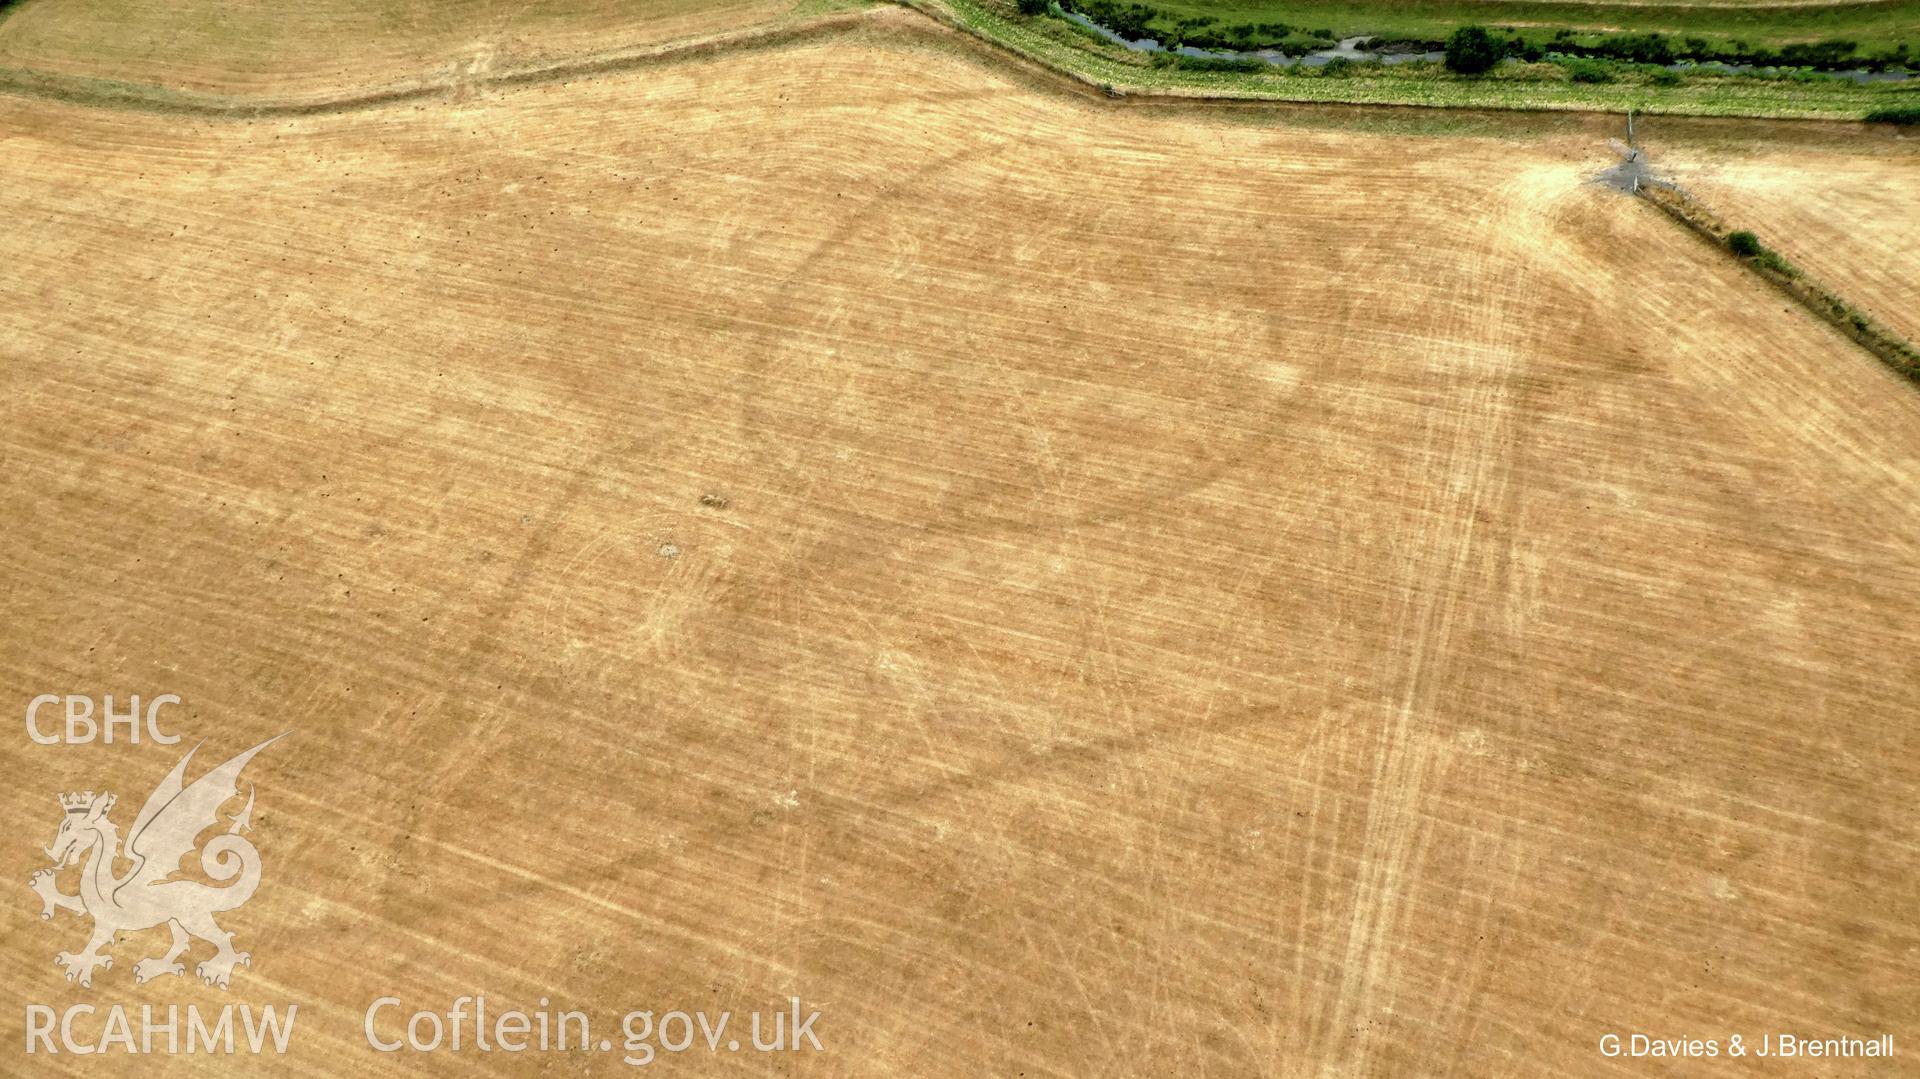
[28, 734, 287, 990]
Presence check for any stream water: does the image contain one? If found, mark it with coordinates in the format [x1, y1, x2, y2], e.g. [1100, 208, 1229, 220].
[1061, 11, 1915, 82]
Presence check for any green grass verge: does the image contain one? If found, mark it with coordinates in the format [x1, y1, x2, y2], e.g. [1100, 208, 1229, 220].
[1866, 103, 1920, 121]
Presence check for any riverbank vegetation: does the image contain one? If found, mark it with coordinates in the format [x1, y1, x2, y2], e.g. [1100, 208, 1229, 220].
[1066, 0, 1920, 58]
[1055, 0, 1916, 71]
[924, 0, 1920, 118]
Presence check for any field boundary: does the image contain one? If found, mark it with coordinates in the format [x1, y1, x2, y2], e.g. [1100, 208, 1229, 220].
[0, 8, 882, 117]
[1640, 183, 1920, 384]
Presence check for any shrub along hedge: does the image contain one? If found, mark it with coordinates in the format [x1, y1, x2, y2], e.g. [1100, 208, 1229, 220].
[1444, 26, 1504, 75]
[1565, 59, 1614, 83]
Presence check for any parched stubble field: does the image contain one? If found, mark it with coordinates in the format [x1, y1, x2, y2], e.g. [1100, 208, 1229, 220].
[0, 0, 800, 95]
[2, 13, 1919, 1077]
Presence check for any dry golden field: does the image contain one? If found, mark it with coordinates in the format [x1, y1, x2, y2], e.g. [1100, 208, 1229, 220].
[3, 8, 1919, 1077]
[0, 0, 801, 96]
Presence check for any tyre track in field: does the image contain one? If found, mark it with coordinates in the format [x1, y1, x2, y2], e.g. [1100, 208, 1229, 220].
[1309, 170, 1554, 1074]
